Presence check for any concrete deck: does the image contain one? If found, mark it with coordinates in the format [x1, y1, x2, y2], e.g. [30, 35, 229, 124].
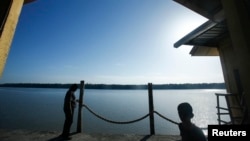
[0, 129, 181, 141]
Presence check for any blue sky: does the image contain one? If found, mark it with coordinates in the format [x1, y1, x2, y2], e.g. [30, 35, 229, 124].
[0, 0, 224, 84]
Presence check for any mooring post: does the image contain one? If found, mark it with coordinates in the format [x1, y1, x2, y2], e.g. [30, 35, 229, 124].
[148, 83, 155, 135]
[77, 80, 85, 133]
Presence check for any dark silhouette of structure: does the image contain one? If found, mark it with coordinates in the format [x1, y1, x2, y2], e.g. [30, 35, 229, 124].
[174, 0, 250, 124]
[61, 84, 78, 140]
[177, 102, 207, 141]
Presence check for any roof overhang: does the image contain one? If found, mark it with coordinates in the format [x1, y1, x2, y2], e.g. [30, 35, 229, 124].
[174, 20, 228, 56]
[173, 0, 224, 22]
[174, 20, 228, 48]
[173, 0, 228, 56]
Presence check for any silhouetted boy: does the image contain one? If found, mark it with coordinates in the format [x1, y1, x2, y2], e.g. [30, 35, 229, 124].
[177, 102, 207, 141]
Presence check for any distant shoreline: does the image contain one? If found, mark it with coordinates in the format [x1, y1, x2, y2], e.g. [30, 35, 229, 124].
[0, 83, 225, 90]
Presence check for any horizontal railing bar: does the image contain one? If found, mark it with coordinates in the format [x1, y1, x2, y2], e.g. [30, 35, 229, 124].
[217, 119, 231, 124]
[217, 112, 230, 115]
[216, 106, 229, 110]
[215, 93, 238, 96]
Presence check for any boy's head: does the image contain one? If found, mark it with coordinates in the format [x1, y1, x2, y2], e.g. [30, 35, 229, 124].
[178, 102, 194, 122]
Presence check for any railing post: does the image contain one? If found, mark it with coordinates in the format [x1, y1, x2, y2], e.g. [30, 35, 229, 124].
[77, 80, 85, 133]
[148, 83, 155, 135]
[216, 93, 221, 125]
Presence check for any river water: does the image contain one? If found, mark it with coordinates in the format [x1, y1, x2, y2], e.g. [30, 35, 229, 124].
[0, 87, 228, 135]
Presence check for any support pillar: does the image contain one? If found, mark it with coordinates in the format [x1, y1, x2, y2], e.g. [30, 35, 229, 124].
[0, 0, 25, 76]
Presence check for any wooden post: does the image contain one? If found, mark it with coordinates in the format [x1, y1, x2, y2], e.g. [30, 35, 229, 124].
[77, 80, 85, 133]
[148, 83, 155, 135]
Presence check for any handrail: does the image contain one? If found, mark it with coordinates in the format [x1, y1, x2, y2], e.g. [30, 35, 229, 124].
[77, 81, 210, 134]
[82, 104, 210, 130]
[153, 111, 179, 125]
[82, 104, 150, 124]
[82, 104, 179, 125]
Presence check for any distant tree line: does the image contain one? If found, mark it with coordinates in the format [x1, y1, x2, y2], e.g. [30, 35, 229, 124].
[0, 83, 225, 89]
[0, 83, 72, 89]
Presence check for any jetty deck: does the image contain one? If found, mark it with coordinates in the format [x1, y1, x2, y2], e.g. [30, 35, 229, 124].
[0, 129, 181, 141]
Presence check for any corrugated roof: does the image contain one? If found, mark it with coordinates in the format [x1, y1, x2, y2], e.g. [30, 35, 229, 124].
[173, 0, 228, 56]
[174, 20, 228, 48]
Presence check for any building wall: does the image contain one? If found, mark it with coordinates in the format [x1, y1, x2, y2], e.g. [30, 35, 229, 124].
[218, 38, 237, 93]
[220, 0, 250, 123]
[0, 0, 24, 77]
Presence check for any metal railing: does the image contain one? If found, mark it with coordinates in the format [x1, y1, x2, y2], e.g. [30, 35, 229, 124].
[215, 92, 248, 125]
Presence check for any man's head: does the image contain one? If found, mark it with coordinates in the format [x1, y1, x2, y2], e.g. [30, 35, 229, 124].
[70, 84, 78, 91]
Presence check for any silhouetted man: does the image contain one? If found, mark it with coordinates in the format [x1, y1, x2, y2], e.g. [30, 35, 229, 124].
[61, 84, 78, 140]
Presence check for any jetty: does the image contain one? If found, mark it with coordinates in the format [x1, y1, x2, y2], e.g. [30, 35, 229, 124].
[0, 129, 181, 141]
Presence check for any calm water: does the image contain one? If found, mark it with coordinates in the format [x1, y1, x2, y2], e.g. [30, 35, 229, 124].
[0, 87, 228, 135]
